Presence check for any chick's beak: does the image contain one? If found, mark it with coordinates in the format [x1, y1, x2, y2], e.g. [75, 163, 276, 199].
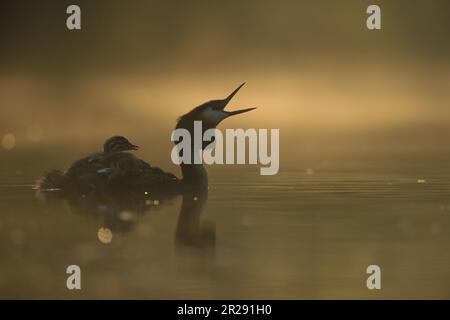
[128, 143, 139, 151]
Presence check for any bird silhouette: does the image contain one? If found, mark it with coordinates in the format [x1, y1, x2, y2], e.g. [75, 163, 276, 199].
[37, 83, 255, 196]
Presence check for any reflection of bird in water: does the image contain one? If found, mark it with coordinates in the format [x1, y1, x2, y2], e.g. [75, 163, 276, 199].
[176, 190, 215, 249]
[60, 191, 166, 235]
[37, 83, 255, 196]
[38, 185, 215, 249]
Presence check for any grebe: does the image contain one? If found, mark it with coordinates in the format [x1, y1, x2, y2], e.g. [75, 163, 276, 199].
[66, 135, 139, 176]
[38, 83, 255, 195]
[38, 136, 141, 192]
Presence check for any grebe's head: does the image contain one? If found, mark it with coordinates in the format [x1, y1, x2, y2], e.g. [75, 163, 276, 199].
[176, 83, 256, 131]
[103, 136, 139, 153]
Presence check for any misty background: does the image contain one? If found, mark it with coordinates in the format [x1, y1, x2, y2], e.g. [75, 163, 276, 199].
[1, 0, 450, 178]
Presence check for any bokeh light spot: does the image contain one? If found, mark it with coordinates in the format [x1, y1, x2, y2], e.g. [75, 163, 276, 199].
[2, 133, 16, 150]
[97, 227, 113, 244]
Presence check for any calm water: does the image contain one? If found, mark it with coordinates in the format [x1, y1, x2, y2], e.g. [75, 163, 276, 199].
[1, 170, 450, 299]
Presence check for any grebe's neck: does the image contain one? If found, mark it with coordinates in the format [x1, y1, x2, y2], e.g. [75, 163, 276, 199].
[175, 118, 212, 192]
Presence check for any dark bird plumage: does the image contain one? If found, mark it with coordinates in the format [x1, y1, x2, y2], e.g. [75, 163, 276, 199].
[37, 84, 255, 196]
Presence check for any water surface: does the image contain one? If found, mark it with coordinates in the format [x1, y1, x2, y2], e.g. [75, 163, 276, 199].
[1, 169, 450, 299]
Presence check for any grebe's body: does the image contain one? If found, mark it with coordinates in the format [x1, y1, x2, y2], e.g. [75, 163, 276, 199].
[39, 135, 178, 195]
[38, 84, 254, 196]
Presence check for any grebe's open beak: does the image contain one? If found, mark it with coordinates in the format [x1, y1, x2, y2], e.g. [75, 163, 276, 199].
[221, 83, 257, 116]
[226, 107, 257, 116]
